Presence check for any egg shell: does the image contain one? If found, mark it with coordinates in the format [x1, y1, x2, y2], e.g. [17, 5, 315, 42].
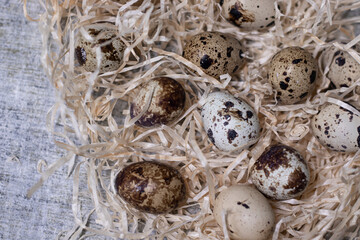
[219, 0, 276, 30]
[268, 47, 318, 104]
[250, 144, 310, 200]
[115, 161, 187, 214]
[75, 27, 125, 73]
[201, 91, 260, 152]
[311, 102, 360, 153]
[130, 77, 186, 128]
[327, 49, 360, 92]
[213, 185, 275, 240]
[183, 32, 246, 79]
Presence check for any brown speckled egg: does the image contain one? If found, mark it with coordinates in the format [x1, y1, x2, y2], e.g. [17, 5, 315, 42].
[75, 27, 125, 73]
[327, 49, 360, 91]
[219, 0, 276, 30]
[213, 185, 275, 240]
[115, 161, 187, 214]
[268, 47, 318, 104]
[183, 32, 246, 79]
[311, 102, 360, 153]
[130, 77, 186, 128]
[201, 91, 261, 152]
[250, 144, 310, 200]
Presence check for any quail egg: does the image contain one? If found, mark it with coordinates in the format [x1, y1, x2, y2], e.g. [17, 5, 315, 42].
[201, 91, 261, 152]
[75, 26, 126, 73]
[130, 77, 186, 128]
[268, 47, 318, 104]
[219, 0, 276, 30]
[183, 32, 246, 79]
[311, 102, 360, 153]
[327, 48, 360, 91]
[213, 185, 275, 240]
[115, 161, 187, 214]
[250, 144, 310, 200]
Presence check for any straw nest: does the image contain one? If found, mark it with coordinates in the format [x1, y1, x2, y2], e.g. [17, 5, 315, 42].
[24, 0, 360, 239]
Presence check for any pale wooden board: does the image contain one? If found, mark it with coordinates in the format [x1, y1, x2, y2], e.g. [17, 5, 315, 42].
[0, 0, 359, 239]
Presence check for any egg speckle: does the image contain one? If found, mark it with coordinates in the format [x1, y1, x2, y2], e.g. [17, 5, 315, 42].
[201, 91, 260, 152]
[115, 161, 187, 214]
[75, 27, 126, 73]
[268, 47, 318, 104]
[213, 185, 275, 240]
[219, 0, 276, 30]
[311, 102, 360, 153]
[251, 144, 310, 200]
[183, 32, 246, 79]
[130, 77, 186, 128]
[327, 49, 360, 91]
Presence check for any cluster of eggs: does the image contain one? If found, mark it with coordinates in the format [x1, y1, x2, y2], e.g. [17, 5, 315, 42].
[73, 0, 360, 239]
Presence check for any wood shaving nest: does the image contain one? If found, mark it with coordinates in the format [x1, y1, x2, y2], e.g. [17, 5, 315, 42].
[24, 0, 360, 239]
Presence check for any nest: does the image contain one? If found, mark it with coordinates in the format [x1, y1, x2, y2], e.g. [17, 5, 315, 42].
[24, 0, 360, 239]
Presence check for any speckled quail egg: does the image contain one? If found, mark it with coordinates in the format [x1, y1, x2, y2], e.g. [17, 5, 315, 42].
[311, 102, 360, 153]
[268, 47, 318, 104]
[219, 0, 276, 30]
[130, 77, 186, 128]
[183, 32, 246, 79]
[327, 48, 360, 91]
[250, 144, 310, 200]
[115, 161, 187, 214]
[75, 26, 126, 73]
[213, 185, 275, 240]
[201, 91, 260, 152]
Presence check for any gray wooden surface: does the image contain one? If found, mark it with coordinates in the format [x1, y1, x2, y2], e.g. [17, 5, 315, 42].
[0, 0, 77, 239]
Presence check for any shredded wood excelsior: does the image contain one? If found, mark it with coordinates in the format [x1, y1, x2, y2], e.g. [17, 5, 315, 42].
[24, 0, 360, 239]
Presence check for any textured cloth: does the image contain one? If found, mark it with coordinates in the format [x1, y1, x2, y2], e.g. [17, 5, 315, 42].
[0, 1, 76, 239]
